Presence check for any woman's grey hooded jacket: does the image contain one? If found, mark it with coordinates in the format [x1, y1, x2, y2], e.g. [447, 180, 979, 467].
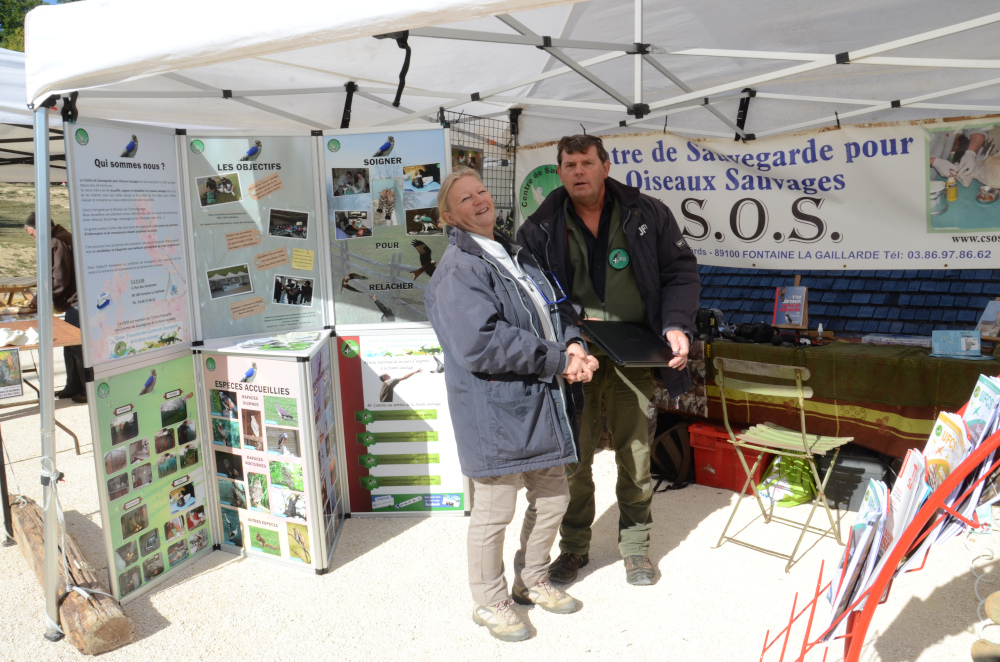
[425, 226, 582, 478]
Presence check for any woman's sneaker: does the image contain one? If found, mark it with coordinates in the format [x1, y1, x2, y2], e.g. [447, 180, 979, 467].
[472, 598, 530, 642]
[512, 576, 581, 614]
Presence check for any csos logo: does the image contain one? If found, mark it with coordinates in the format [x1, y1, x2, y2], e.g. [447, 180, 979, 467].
[518, 165, 561, 218]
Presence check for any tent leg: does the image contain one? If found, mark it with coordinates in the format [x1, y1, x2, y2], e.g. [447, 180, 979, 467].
[34, 103, 63, 643]
[1, 427, 14, 547]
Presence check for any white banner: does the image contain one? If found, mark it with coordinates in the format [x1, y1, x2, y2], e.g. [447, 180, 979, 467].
[517, 120, 1000, 270]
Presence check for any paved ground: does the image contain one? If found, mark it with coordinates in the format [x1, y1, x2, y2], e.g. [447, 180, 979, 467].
[0, 351, 995, 661]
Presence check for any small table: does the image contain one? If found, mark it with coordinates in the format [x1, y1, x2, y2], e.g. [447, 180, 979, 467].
[0, 277, 36, 306]
[0, 315, 83, 454]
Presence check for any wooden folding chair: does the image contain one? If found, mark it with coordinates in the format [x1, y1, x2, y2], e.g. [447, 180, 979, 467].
[712, 357, 852, 572]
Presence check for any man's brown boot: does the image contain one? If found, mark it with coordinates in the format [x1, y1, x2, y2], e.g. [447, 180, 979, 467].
[547, 552, 589, 584]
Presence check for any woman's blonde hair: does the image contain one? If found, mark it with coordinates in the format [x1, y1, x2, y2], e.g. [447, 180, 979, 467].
[437, 166, 483, 223]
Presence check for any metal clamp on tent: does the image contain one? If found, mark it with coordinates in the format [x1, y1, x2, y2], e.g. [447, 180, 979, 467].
[735, 88, 755, 141]
[508, 108, 521, 141]
[341, 82, 357, 129]
[60, 92, 78, 124]
[373, 31, 411, 108]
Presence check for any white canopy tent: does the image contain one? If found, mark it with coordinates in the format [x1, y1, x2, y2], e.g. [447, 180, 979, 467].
[15, 0, 1000, 645]
[0, 49, 63, 182]
[19, 0, 1000, 144]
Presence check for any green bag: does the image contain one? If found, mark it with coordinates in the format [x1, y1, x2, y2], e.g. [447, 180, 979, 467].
[757, 456, 816, 507]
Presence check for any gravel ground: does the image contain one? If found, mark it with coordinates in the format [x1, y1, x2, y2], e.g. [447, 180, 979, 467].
[0, 352, 994, 661]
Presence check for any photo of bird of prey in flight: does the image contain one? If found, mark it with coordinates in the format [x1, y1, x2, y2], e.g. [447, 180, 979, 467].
[341, 273, 368, 293]
[410, 240, 437, 280]
[121, 134, 138, 158]
[373, 136, 394, 157]
[240, 140, 262, 162]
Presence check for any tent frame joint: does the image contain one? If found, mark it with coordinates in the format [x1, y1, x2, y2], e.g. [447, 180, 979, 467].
[628, 103, 650, 118]
[835, 52, 851, 65]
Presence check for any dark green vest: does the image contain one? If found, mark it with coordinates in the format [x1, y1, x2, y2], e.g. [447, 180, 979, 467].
[565, 197, 646, 323]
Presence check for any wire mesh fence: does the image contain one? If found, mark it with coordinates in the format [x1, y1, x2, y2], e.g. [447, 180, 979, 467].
[441, 109, 516, 236]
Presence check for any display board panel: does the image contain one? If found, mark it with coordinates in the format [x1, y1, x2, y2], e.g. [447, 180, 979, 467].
[309, 340, 344, 564]
[187, 135, 324, 339]
[323, 128, 449, 326]
[65, 120, 193, 366]
[335, 331, 465, 514]
[203, 351, 320, 568]
[90, 352, 211, 602]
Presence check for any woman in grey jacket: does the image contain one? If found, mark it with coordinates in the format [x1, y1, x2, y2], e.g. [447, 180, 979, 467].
[425, 167, 598, 643]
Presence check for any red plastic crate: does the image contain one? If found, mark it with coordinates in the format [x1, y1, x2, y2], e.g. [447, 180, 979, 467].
[688, 422, 771, 493]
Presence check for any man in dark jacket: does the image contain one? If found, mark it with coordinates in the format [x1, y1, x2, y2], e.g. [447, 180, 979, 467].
[517, 135, 700, 586]
[25, 212, 86, 403]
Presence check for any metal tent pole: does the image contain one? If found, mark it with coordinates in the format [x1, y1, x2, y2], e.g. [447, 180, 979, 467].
[34, 102, 63, 643]
[634, 0, 643, 105]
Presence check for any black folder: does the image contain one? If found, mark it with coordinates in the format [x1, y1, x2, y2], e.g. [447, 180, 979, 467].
[579, 320, 677, 367]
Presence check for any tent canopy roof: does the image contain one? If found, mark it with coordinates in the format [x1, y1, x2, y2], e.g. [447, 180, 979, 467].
[18, 0, 1000, 145]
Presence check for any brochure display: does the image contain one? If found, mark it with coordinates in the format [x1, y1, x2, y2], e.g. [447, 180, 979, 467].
[89, 351, 211, 603]
[773, 285, 808, 330]
[186, 135, 325, 339]
[65, 121, 193, 366]
[0, 348, 23, 399]
[324, 129, 449, 326]
[335, 330, 466, 515]
[202, 330, 343, 570]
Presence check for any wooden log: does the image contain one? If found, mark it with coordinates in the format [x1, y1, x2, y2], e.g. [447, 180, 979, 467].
[10, 495, 133, 655]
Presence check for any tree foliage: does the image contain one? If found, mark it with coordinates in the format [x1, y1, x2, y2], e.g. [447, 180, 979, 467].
[0, 0, 41, 51]
[0, 0, 79, 52]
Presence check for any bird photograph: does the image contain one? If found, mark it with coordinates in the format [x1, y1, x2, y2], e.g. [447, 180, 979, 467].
[213, 419, 229, 446]
[139, 369, 156, 395]
[373, 136, 394, 157]
[218, 391, 238, 418]
[250, 415, 261, 438]
[430, 355, 445, 374]
[341, 272, 369, 293]
[275, 403, 294, 421]
[240, 140, 262, 162]
[229, 483, 247, 509]
[283, 492, 303, 519]
[409, 240, 437, 280]
[277, 432, 291, 455]
[288, 526, 311, 564]
[240, 362, 257, 384]
[120, 134, 138, 158]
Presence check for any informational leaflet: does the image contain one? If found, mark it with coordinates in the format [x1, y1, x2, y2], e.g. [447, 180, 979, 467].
[0, 348, 23, 399]
[187, 136, 324, 339]
[203, 352, 315, 566]
[324, 129, 449, 325]
[92, 354, 210, 601]
[310, 341, 343, 559]
[335, 332, 464, 514]
[66, 122, 192, 365]
[773, 285, 807, 328]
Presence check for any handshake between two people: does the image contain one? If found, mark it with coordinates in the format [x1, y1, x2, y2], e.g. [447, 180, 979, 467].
[562, 343, 599, 383]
